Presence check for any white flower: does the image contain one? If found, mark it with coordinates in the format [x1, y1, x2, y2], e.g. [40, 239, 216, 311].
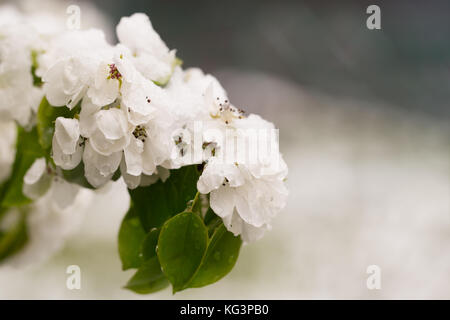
[79, 96, 101, 137]
[197, 115, 288, 242]
[23, 157, 52, 200]
[87, 48, 165, 124]
[120, 74, 160, 126]
[82, 139, 122, 188]
[165, 67, 226, 121]
[116, 13, 177, 84]
[23, 157, 82, 211]
[0, 24, 38, 125]
[52, 117, 83, 170]
[123, 135, 144, 177]
[38, 28, 112, 74]
[0, 121, 17, 183]
[63, 49, 174, 187]
[41, 29, 112, 109]
[54, 117, 80, 154]
[86, 61, 121, 107]
[112, 49, 166, 125]
[160, 68, 227, 168]
[88, 107, 131, 156]
[120, 118, 174, 188]
[121, 163, 170, 190]
[43, 57, 91, 109]
[198, 159, 288, 242]
[120, 156, 141, 190]
[39, 17, 181, 188]
[0, 0, 117, 269]
[49, 177, 82, 211]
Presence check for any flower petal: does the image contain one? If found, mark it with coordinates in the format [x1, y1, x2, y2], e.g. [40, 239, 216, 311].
[54, 117, 80, 155]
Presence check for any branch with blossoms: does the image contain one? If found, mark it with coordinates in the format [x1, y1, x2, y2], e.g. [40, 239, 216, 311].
[0, 12, 288, 293]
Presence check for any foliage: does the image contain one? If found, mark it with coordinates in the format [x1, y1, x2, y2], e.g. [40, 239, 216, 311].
[119, 165, 242, 294]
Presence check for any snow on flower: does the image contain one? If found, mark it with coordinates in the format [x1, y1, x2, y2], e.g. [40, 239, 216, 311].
[197, 111, 289, 242]
[162, 66, 289, 241]
[116, 13, 178, 84]
[0, 23, 41, 126]
[41, 29, 113, 109]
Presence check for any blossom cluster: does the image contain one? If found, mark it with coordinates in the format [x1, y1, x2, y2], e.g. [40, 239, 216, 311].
[0, 0, 119, 268]
[1, 11, 288, 242]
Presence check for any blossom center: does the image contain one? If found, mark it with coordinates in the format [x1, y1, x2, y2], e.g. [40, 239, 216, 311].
[107, 63, 122, 80]
[211, 97, 245, 124]
[132, 125, 147, 142]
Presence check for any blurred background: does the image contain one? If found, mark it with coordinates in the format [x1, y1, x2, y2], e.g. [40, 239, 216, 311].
[0, 0, 449, 299]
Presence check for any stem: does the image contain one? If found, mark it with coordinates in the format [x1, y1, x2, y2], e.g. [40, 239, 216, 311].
[188, 191, 201, 216]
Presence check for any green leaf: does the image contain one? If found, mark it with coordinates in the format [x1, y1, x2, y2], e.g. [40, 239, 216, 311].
[157, 211, 208, 293]
[118, 204, 146, 270]
[141, 228, 160, 261]
[129, 165, 200, 231]
[36, 96, 80, 156]
[189, 223, 242, 288]
[125, 256, 169, 294]
[0, 210, 28, 263]
[1, 126, 45, 207]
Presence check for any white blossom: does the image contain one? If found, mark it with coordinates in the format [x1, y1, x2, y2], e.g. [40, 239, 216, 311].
[0, 121, 17, 183]
[83, 139, 122, 188]
[197, 113, 288, 242]
[0, 0, 117, 269]
[23, 157, 83, 211]
[88, 108, 131, 156]
[0, 23, 39, 125]
[116, 13, 177, 84]
[3, 7, 289, 247]
[23, 157, 51, 200]
[41, 29, 112, 109]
